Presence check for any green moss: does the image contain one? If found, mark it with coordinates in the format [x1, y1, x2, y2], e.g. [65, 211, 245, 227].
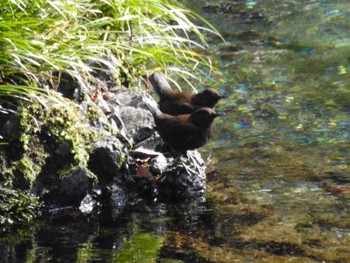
[2, 131, 49, 189]
[19, 99, 104, 168]
[1, 151, 46, 190]
[117, 153, 126, 170]
[1, 169, 14, 188]
[0, 97, 112, 224]
[12, 156, 37, 189]
[0, 187, 41, 225]
[86, 103, 103, 123]
[19, 103, 44, 152]
[0, 150, 13, 187]
[44, 104, 90, 166]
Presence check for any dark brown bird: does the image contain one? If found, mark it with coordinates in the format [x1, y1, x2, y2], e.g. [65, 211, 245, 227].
[144, 98, 221, 152]
[149, 72, 226, 115]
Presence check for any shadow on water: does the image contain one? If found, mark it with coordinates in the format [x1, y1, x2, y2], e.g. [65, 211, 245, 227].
[0, 194, 306, 262]
[1, 0, 350, 262]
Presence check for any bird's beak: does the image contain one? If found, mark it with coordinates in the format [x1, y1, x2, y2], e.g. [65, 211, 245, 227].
[220, 94, 228, 99]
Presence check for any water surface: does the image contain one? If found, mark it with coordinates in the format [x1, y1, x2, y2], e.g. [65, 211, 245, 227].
[1, 0, 350, 262]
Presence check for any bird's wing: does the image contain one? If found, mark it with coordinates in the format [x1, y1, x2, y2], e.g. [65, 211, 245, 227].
[157, 119, 195, 142]
[174, 102, 195, 112]
[159, 101, 195, 115]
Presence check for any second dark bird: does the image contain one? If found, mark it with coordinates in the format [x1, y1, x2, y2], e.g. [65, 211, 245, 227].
[144, 98, 221, 152]
[149, 72, 226, 115]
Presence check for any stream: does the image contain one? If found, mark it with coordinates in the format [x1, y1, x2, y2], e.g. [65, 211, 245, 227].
[1, 0, 350, 262]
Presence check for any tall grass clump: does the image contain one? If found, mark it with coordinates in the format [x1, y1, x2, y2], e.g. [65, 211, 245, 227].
[0, 0, 220, 104]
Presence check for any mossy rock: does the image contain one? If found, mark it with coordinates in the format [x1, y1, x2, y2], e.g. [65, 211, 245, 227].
[0, 187, 41, 225]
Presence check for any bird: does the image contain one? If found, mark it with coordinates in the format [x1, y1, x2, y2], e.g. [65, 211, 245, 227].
[148, 72, 226, 115]
[144, 97, 222, 152]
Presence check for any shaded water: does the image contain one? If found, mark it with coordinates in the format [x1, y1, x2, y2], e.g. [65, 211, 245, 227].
[1, 0, 350, 262]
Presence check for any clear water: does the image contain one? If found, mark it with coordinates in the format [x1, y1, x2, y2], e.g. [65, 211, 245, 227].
[1, 0, 350, 262]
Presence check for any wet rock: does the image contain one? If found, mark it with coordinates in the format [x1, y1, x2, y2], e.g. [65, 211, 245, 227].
[134, 132, 162, 150]
[88, 136, 125, 185]
[0, 114, 20, 142]
[105, 91, 208, 201]
[33, 166, 95, 206]
[37, 140, 75, 179]
[108, 183, 128, 218]
[126, 148, 168, 192]
[58, 167, 94, 205]
[157, 151, 207, 200]
[79, 193, 96, 214]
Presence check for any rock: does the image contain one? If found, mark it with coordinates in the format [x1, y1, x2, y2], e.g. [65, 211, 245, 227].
[105, 91, 207, 201]
[108, 183, 128, 218]
[134, 132, 162, 150]
[0, 70, 209, 223]
[108, 91, 157, 145]
[32, 166, 95, 206]
[88, 136, 125, 185]
[118, 106, 155, 144]
[58, 167, 94, 205]
[0, 114, 20, 142]
[157, 151, 207, 200]
[79, 193, 97, 214]
[89, 56, 118, 85]
[54, 140, 72, 157]
[108, 91, 144, 108]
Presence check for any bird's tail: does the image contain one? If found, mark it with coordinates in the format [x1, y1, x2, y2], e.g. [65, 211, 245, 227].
[149, 72, 173, 99]
[143, 96, 163, 119]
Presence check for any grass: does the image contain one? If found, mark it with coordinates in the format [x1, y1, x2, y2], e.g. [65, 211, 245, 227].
[0, 0, 221, 103]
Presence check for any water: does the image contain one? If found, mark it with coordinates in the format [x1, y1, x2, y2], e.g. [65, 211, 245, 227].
[1, 0, 350, 262]
[194, 0, 350, 261]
